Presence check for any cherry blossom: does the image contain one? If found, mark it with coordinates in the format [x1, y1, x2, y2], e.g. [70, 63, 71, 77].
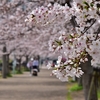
[26, 0, 100, 81]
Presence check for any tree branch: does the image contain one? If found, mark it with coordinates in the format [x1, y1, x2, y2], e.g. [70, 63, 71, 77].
[95, 26, 100, 41]
[82, 19, 96, 34]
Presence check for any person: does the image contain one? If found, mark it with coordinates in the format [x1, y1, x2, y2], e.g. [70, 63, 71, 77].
[32, 57, 39, 72]
[27, 58, 33, 74]
[12, 59, 17, 74]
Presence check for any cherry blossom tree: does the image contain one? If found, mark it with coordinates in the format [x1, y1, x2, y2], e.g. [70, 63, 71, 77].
[26, 0, 100, 100]
[0, 0, 60, 78]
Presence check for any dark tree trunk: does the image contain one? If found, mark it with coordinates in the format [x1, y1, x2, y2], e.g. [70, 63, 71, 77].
[17, 57, 22, 72]
[2, 46, 7, 78]
[26, 55, 29, 63]
[81, 55, 98, 100]
[6, 54, 10, 75]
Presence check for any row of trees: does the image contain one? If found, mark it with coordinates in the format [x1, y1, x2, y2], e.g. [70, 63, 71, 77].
[0, 0, 61, 77]
[0, 0, 100, 100]
[1, 0, 61, 74]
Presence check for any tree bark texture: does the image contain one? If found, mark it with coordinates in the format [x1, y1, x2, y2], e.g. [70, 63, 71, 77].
[6, 54, 10, 75]
[2, 46, 7, 78]
[17, 57, 22, 72]
[81, 55, 98, 100]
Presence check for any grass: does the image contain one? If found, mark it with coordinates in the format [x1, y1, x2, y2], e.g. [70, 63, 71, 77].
[66, 82, 100, 100]
[22, 67, 30, 72]
[11, 70, 23, 74]
[0, 72, 12, 78]
[7, 72, 12, 77]
[66, 82, 83, 100]
[67, 91, 72, 100]
[15, 70, 23, 74]
[98, 90, 100, 100]
[69, 83, 83, 92]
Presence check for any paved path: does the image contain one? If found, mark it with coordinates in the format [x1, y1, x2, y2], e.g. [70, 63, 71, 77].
[0, 69, 67, 100]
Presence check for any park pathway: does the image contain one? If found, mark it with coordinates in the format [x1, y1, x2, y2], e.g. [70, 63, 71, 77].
[0, 68, 67, 100]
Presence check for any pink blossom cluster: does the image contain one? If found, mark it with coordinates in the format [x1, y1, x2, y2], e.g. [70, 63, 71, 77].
[26, 1, 100, 81]
[0, 0, 54, 59]
[25, 3, 74, 26]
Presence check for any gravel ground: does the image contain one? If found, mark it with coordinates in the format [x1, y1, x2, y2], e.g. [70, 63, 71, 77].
[0, 68, 84, 100]
[0, 69, 67, 100]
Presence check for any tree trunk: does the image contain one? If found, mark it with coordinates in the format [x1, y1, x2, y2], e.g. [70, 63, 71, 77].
[2, 46, 7, 78]
[81, 55, 98, 100]
[26, 55, 29, 64]
[17, 57, 22, 72]
[6, 54, 10, 75]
